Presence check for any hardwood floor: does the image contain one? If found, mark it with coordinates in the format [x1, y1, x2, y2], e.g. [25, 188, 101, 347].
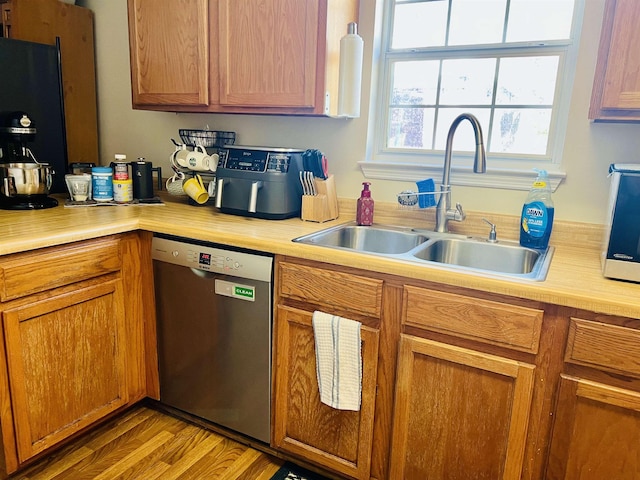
[10, 405, 285, 480]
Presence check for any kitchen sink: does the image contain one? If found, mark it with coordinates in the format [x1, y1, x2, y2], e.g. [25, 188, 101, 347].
[293, 222, 554, 281]
[412, 238, 545, 276]
[292, 224, 430, 255]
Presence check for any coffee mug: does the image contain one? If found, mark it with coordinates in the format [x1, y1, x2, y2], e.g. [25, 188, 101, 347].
[172, 147, 190, 168]
[183, 174, 209, 204]
[185, 145, 216, 172]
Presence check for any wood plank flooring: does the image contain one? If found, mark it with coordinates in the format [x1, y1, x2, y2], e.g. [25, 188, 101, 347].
[10, 405, 285, 480]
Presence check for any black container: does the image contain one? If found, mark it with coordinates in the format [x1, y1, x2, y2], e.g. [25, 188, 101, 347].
[131, 158, 161, 199]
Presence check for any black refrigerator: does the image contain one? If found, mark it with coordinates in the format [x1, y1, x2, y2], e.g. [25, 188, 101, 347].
[0, 37, 68, 193]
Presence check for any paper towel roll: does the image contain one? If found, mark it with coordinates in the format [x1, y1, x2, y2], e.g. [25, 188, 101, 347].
[338, 23, 364, 118]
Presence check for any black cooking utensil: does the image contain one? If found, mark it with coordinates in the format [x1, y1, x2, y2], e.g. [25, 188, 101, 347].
[303, 149, 328, 179]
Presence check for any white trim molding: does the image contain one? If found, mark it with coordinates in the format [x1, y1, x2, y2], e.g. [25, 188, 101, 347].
[359, 160, 566, 192]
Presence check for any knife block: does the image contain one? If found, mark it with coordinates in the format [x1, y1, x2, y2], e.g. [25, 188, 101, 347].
[301, 175, 339, 222]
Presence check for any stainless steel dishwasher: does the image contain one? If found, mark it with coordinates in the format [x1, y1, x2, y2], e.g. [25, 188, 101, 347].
[151, 234, 273, 443]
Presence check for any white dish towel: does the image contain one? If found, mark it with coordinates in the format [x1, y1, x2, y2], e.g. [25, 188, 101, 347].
[312, 311, 362, 411]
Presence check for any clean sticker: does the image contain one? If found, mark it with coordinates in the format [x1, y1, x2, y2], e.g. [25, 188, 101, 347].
[215, 279, 256, 302]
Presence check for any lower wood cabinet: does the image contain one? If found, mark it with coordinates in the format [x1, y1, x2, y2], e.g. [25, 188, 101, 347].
[270, 256, 640, 480]
[545, 315, 640, 479]
[2, 279, 128, 463]
[272, 306, 379, 479]
[389, 334, 536, 480]
[0, 233, 157, 477]
[546, 375, 640, 480]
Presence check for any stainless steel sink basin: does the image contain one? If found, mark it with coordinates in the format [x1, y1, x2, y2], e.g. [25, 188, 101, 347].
[412, 238, 545, 275]
[293, 222, 554, 281]
[293, 224, 430, 254]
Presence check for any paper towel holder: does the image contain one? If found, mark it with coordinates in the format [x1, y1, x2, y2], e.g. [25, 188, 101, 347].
[337, 22, 364, 118]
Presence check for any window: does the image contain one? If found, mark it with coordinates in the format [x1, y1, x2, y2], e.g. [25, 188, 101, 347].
[362, 0, 585, 190]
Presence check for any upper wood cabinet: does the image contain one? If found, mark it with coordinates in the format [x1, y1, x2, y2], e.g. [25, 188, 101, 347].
[127, 0, 359, 115]
[589, 0, 640, 121]
[1, 0, 99, 163]
[127, 0, 209, 107]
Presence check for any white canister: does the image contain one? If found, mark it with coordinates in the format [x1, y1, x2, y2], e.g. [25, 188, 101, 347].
[113, 179, 133, 203]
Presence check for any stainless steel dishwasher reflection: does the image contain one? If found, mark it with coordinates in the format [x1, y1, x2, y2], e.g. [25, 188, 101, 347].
[151, 235, 273, 443]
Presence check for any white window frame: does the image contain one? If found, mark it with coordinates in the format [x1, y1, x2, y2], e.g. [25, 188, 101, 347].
[360, 0, 586, 191]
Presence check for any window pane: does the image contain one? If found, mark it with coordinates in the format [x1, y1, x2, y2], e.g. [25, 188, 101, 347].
[440, 58, 496, 105]
[449, 0, 506, 46]
[391, 61, 440, 105]
[496, 56, 559, 105]
[506, 0, 575, 42]
[388, 108, 436, 149]
[392, 2, 448, 49]
[434, 108, 491, 151]
[490, 108, 551, 154]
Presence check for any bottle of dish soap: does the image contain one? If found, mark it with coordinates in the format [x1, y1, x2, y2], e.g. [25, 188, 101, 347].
[356, 182, 374, 226]
[520, 170, 554, 249]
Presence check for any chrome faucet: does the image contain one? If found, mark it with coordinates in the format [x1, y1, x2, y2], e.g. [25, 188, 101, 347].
[435, 113, 487, 232]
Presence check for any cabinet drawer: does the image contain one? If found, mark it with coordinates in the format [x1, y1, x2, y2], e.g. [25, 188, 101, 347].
[403, 285, 543, 353]
[0, 237, 121, 301]
[278, 261, 383, 317]
[566, 318, 640, 378]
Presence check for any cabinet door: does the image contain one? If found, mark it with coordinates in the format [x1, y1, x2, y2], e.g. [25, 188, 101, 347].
[390, 334, 535, 480]
[589, 0, 640, 120]
[217, 0, 319, 109]
[273, 305, 379, 480]
[2, 280, 128, 463]
[546, 375, 640, 480]
[127, 0, 209, 106]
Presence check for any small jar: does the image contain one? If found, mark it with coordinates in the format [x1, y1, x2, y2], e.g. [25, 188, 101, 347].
[92, 166, 113, 202]
[112, 154, 129, 180]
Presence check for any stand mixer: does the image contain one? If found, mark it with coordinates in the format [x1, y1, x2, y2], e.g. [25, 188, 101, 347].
[0, 111, 58, 209]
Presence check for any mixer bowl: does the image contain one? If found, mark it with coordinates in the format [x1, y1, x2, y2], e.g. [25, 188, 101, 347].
[0, 163, 54, 196]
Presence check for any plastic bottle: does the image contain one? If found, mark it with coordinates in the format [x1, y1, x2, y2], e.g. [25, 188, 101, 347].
[356, 182, 374, 226]
[520, 170, 554, 249]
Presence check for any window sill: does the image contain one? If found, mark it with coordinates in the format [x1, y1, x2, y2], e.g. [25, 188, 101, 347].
[358, 160, 566, 192]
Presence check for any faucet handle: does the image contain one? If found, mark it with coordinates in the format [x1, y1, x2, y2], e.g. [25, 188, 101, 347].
[448, 202, 466, 222]
[482, 218, 498, 243]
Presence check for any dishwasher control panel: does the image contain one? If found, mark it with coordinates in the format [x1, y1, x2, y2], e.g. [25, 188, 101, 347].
[151, 236, 273, 282]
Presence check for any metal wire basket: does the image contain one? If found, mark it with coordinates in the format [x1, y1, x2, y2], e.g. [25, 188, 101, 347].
[179, 129, 236, 148]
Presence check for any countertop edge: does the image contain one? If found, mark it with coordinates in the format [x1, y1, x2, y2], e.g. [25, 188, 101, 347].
[1, 195, 637, 320]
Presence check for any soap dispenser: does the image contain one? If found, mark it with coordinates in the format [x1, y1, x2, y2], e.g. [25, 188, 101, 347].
[520, 169, 554, 249]
[356, 182, 374, 226]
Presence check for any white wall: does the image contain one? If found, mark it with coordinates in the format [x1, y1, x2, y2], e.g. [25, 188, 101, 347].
[81, 0, 640, 225]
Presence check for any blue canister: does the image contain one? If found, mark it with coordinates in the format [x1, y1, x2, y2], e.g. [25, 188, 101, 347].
[92, 166, 113, 201]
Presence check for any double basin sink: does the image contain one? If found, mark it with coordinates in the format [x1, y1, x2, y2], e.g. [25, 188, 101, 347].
[293, 223, 554, 281]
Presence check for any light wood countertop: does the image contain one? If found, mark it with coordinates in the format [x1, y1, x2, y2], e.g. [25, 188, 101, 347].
[1, 193, 638, 319]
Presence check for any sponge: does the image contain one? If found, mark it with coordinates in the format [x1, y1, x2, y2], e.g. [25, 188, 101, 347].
[416, 178, 436, 208]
